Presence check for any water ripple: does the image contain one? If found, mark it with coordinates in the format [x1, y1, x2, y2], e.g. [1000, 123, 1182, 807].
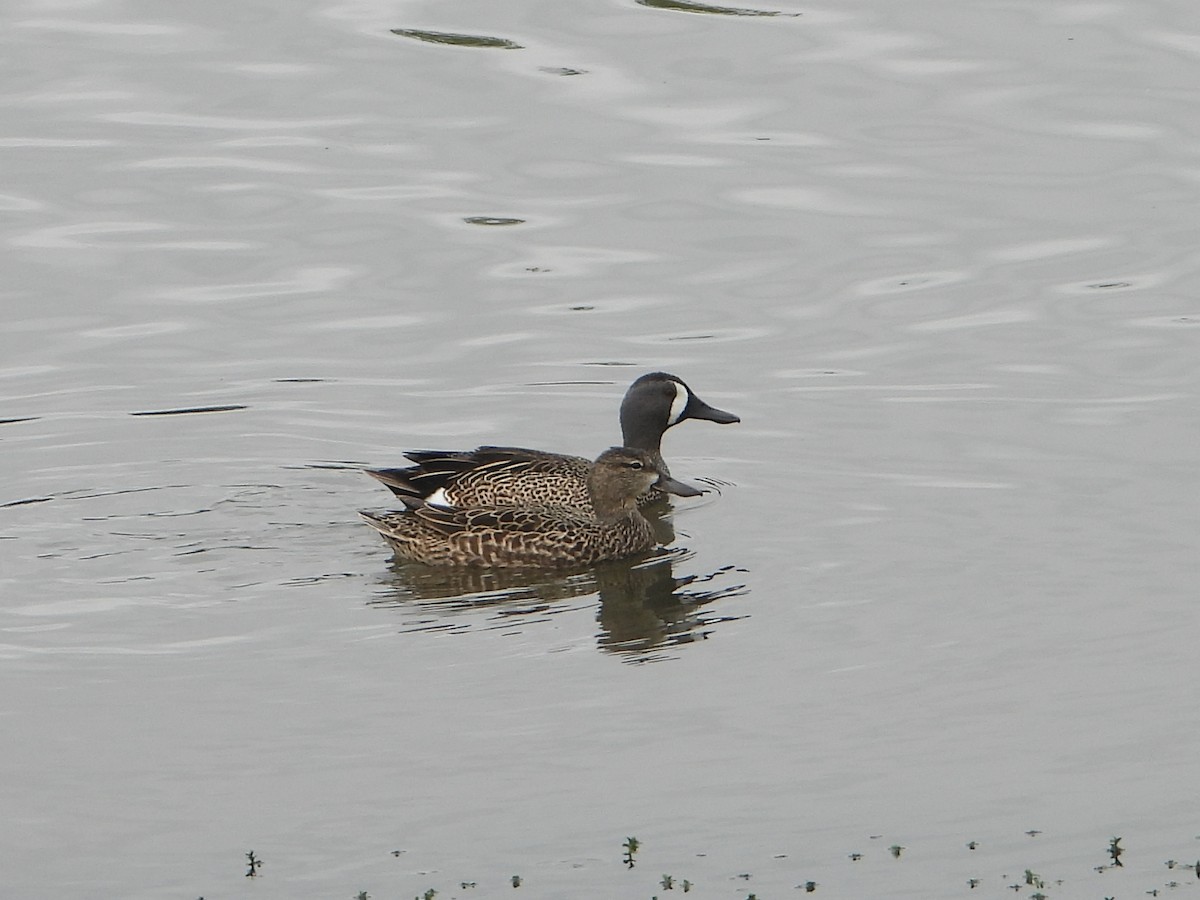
[988, 237, 1119, 262]
[0, 137, 117, 148]
[160, 266, 356, 303]
[16, 19, 183, 36]
[909, 309, 1037, 333]
[81, 321, 191, 340]
[126, 156, 318, 173]
[629, 326, 773, 345]
[0, 193, 44, 211]
[1055, 273, 1170, 294]
[100, 111, 364, 131]
[635, 0, 799, 16]
[487, 246, 658, 278]
[390, 28, 523, 49]
[854, 271, 971, 295]
[11, 221, 169, 249]
[319, 182, 468, 201]
[732, 185, 884, 216]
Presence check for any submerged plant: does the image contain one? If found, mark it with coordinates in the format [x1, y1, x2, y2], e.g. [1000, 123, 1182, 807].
[245, 851, 263, 878]
[1108, 836, 1124, 867]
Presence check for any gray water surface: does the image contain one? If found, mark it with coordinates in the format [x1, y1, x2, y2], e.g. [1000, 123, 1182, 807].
[3, 0, 1198, 897]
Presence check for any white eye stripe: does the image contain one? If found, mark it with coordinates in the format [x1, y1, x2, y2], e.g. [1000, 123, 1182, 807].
[667, 381, 689, 426]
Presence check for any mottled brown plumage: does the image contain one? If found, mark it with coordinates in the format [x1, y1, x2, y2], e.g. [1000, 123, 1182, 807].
[372, 446, 593, 509]
[364, 372, 739, 509]
[360, 447, 668, 567]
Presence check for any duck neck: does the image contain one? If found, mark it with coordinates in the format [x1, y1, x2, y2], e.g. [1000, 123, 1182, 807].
[620, 415, 666, 456]
[587, 480, 639, 525]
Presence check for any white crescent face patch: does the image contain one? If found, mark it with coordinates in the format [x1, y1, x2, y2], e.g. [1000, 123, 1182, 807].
[667, 380, 690, 426]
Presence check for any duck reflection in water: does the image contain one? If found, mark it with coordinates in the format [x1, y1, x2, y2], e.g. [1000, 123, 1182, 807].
[368, 541, 747, 660]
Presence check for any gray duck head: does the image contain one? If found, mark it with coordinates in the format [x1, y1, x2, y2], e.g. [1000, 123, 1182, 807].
[618, 372, 739, 452]
[617, 373, 739, 497]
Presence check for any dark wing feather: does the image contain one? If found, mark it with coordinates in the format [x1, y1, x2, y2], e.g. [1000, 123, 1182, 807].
[365, 446, 592, 508]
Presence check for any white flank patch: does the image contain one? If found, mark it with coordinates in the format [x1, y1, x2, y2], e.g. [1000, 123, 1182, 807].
[668, 381, 690, 425]
[426, 487, 454, 508]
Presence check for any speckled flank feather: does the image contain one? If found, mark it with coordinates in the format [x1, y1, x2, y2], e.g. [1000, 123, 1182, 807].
[360, 503, 656, 568]
[364, 372, 739, 509]
[360, 447, 662, 568]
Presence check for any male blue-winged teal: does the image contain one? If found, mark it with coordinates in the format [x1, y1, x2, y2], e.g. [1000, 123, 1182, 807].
[365, 372, 738, 509]
[360, 446, 683, 567]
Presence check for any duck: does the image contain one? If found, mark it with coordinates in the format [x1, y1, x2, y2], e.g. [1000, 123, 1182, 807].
[360, 446, 683, 567]
[365, 372, 738, 509]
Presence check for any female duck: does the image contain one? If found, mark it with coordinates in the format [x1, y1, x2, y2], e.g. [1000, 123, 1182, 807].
[360, 447, 682, 567]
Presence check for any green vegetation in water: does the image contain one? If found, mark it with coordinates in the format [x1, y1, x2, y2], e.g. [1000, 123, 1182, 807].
[623, 836, 640, 869]
[657, 873, 692, 891]
[389, 28, 522, 49]
[251, 827, 1200, 898]
[244, 850, 263, 878]
[1108, 836, 1124, 867]
[1164, 858, 1200, 875]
